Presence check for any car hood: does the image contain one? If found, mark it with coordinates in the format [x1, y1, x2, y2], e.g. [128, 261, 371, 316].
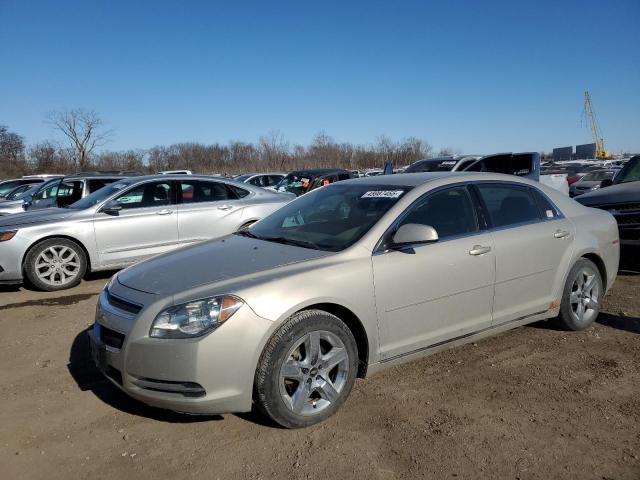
[0, 199, 24, 208]
[0, 208, 76, 228]
[576, 181, 640, 206]
[117, 234, 333, 295]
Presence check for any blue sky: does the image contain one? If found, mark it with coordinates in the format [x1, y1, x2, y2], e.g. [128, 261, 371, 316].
[1, 0, 639, 154]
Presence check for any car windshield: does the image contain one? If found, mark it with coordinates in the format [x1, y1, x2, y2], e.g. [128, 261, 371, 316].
[0, 181, 25, 197]
[273, 173, 317, 196]
[67, 180, 134, 209]
[614, 157, 640, 184]
[405, 160, 457, 172]
[5, 184, 37, 200]
[241, 183, 412, 251]
[582, 171, 615, 181]
[234, 174, 252, 182]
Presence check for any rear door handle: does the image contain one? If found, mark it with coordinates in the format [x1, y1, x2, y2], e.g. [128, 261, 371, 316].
[469, 245, 491, 256]
[554, 229, 570, 239]
[218, 205, 233, 211]
[156, 209, 173, 215]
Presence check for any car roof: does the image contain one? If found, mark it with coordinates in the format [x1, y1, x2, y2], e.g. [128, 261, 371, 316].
[337, 171, 536, 187]
[288, 168, 350, 176]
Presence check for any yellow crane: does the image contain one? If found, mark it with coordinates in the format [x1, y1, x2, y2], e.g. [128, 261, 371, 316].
[583, 90, 611, 159]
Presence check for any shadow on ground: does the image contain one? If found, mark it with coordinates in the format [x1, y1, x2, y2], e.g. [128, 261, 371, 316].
[67, 328, 223, 424]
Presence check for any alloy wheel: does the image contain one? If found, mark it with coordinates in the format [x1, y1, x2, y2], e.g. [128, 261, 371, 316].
[279, 330, 349, 416]
[35, 245, 81, 287]
[569, 267, 600, 324]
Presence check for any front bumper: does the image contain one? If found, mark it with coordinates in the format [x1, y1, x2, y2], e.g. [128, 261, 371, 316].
[90, 285, 276, 414]
[0, 233, 30, 283]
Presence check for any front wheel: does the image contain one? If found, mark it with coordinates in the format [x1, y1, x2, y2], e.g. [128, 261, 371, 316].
[254, 310, 358, 428]
[24, 238, 87, 291]
[553, 258, 603, 331]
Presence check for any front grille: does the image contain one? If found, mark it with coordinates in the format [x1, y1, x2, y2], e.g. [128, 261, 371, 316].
[617, 215, 640, 226]
[595, 202, 640, 213]
[106, 290, 142, 315]
[101, 326, 125, 349]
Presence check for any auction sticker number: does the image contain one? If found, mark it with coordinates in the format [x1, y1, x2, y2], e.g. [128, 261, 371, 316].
[361, 190, 404, 199]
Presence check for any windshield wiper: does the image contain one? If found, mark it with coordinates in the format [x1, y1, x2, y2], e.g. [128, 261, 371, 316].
[235, 230, 262, 239]
[259, 236, 321, 250]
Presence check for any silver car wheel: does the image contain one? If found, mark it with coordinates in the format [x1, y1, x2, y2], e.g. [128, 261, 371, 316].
[279, 330, 349, 416]
[35, 246, 81, 287]
[569, 267, 600, 324]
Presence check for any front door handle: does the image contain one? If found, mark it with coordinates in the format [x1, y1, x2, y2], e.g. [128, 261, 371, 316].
[218, 205, 233, 211]
[469, 245, 492, 256]
[554, 229, 570, 239]
[156, 209, 173, 215]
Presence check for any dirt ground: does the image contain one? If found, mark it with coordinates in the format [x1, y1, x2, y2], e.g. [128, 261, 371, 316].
[1, 253, 639, 480]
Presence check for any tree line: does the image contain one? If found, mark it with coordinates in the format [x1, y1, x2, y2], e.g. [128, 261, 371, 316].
[0, 109, 448, 179]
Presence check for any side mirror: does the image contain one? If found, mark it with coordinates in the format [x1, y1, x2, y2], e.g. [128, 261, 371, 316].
[600, 178, 613, 188]
[101, 201, 123, 216]
[22, 194, 34, 210]
[391, 223, 439, 248]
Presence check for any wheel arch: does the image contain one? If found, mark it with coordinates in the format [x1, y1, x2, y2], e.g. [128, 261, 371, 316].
[22, 234, 93, 274]
[299, 302, 370, 378]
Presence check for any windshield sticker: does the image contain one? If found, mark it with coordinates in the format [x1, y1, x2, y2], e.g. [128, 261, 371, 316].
[361, 190, 404, 199]
[545, 209, 555, 218]
[440, 161, 457, 166]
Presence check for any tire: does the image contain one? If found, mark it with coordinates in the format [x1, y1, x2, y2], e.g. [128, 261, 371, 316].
[254, 309, 359, 428]
[24, 238, 87, 291]
[552, 258, 603, 331]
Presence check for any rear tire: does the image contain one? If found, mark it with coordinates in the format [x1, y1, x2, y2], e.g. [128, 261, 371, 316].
[254, 309, 358, 428]
[552, 258, 603, 331]
[24, 238, 87, 291]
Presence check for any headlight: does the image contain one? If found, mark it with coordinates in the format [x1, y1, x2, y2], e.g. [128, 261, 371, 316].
[105, 273, 117, 291]
[0, 230, 17, 242]
[150, 295, 243, 339]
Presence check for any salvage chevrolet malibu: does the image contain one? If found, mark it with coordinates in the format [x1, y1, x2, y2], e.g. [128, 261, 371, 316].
[90, 172, 619, 428]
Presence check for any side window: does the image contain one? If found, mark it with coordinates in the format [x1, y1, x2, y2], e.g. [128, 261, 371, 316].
[531, 187, 560, 220]
[399, 187, 478, 239]
[180, 180, 229, 203]
[89, 179, 117, 193]
[337, 173, 351, 181]
[34, 180, 62, 201]
[115, 182, 174, 209]
[248, 176, 263, 187]
[56, 181, 83, 206]
[477, 184, 540, 228]
[228, 184, 250, 198]
[268, 175, 282, 186]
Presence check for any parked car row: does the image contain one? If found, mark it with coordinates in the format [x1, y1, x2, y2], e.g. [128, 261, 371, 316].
[1, 154, 635, 293]
[0, 175, 294, 290]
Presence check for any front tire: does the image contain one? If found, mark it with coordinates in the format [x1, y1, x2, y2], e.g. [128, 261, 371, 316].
[254, 309, 358, 428]
[24, 238, 87, 291]
[553, 258, 603, 331]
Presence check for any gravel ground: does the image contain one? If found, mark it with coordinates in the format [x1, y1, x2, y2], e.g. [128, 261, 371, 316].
[0, 254, 638, 480]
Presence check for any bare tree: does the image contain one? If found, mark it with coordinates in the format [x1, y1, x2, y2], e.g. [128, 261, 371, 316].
[0, 125, 27, 176]
[47, 109, 113, 170]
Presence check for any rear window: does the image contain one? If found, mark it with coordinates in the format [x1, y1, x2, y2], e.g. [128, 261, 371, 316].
[466, 154, 534, 176]
[405, 160, 457, 173]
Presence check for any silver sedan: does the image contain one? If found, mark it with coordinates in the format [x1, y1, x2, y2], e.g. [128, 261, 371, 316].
[89, 172, 619, 428]
[0, 175, 294, 291]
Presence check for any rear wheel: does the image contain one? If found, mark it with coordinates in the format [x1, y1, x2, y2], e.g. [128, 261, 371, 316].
[254, 310, 358, 428]
[553, 258, 602, 331]
[24, 238, 87, 291]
